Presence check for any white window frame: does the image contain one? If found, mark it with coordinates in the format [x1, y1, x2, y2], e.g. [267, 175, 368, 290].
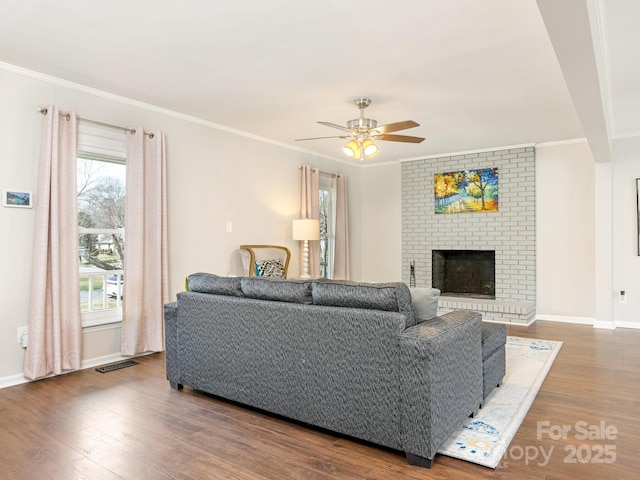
[319, 175, 336, 279]
[79, 227, 124, 328]
[77, 123, 127, 328]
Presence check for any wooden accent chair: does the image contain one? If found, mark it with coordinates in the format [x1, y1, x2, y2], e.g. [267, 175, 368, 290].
[239, 245, 291, 278]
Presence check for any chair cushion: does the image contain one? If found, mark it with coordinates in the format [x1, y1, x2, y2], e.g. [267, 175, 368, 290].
[255, 258, 285, 278]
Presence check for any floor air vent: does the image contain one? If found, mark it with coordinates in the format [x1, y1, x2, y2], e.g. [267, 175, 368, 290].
[95, 360, 139, 373]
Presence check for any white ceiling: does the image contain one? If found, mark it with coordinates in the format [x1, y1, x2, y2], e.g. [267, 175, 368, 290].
[0, 0, 635, 163]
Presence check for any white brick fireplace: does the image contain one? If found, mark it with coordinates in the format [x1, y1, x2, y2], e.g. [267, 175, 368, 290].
[401, 146, 536, 324]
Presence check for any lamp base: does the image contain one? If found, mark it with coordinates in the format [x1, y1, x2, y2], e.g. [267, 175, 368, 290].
[301, 239, 311, 279]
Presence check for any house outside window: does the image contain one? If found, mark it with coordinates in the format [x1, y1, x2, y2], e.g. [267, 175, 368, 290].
[77, 124, 126, 327]
[319, 176, 335, 279]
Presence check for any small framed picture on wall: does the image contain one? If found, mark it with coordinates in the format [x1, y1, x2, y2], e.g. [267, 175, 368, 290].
[2, 190, 33, 208]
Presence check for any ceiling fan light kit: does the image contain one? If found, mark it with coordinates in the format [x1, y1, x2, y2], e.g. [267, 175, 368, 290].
[361, 138, 379, 157]
[296, 97, 425, 160]
[343, 139, 361, 159]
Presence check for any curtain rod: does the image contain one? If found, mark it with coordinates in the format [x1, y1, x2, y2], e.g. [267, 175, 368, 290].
[298, 165, 340, 178]
[37, 107, 154, 138]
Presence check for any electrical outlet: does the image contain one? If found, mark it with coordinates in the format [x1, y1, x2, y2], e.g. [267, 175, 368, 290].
[17, 326, 29, 348]
[619, 290, 627, 304]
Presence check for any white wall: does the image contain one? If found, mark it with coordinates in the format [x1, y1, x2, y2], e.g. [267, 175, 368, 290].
[535, 141, 596, 321]
[360, 163, 402, 282]
[361, 142, 600, 323]
[611, 136, 640, 328]
[0, 66, 362, 383]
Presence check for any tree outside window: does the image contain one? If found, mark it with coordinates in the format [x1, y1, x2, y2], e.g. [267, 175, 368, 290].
[77, 156, 126, 318]
[319, 185, 334, 279]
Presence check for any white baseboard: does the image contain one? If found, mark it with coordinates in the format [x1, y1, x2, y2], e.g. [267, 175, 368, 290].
[0, 373, 30, 389]
[535, 314, 595, 325]
[613, 321, 640, 330]
[483, 317, 537, 326]
[0, 352, 153, 390]
[593, 321, 617, 330]
[536, 314, 631, 330]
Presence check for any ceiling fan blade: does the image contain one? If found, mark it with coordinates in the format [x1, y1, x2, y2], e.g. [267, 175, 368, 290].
[295, 135, 349, 141]
[373, 120, 420, 134]
[317, 121, 352, 133]
[376, 133, 425, 143]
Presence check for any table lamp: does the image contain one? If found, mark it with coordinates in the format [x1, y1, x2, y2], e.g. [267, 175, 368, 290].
[292, 218, 320, 279]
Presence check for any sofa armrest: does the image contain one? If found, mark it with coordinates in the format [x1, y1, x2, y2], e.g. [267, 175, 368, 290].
[163, 302, 181, 388]
[398, 310, 483, 460]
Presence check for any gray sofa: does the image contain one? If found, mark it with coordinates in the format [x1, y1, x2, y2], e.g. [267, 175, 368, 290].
[164, 274, 483, 468]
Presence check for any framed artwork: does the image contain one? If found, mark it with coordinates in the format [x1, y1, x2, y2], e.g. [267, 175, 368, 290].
[434, 168, 498, 214]
[3, 190, 33, 208]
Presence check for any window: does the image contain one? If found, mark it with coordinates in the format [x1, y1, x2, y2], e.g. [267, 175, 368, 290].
[319, 176, 335, 279]
[77, 124, 127, 327]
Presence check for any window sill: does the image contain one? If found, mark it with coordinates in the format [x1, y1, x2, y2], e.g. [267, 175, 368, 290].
[82, 308, 122, 329]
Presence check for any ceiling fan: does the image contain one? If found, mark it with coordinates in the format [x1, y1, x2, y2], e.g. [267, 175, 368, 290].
[296, 97, 425, 160]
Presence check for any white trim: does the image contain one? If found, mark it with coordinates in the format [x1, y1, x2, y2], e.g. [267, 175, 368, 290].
[366, 139, 590, 168]
[0, 322, 126, 389]
[361, 158, 405, 168]
[399, 142, 536, 163]
[590, 0, 615, 138]
[535, 138, 588, 148]
[82, 311, 122, 328]
[0, 350, 153, 390]
[593, 321, 616, 330]
[535, 314, 595, 325]
[79, 227, 124, 235]
[611, 321, 640, 330]
[1, 61, 595, 167]
[611, 131, 640, 140]
[0, 61, 348, 165]
[0, 373, 29, 389]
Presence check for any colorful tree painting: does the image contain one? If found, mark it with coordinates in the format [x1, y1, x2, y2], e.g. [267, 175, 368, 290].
[434, 168, 498, 214]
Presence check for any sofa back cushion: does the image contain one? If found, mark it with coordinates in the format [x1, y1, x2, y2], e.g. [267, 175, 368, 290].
[311, 280, 417, 327]
[187, 273, 243, 297]
[241, 277, 313, 304]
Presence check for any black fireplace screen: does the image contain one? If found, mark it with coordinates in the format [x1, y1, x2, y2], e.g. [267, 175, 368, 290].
[432, 250, 495, 298]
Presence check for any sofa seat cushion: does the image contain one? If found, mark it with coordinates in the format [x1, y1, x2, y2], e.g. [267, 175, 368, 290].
[187, 273, 243, 297]
[241, 277, 313, 304]
[311, 280, 417, 327]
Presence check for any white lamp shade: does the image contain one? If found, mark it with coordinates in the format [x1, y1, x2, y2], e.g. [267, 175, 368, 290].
[292, 218, 320, 240]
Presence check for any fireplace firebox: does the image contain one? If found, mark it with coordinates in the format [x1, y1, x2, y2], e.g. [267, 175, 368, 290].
[432, 250, 495, 299]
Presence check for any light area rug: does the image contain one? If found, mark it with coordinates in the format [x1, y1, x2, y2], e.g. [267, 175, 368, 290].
[438, 336, 563, 468]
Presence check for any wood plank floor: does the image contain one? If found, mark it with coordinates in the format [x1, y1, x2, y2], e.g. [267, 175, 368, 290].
[1, 321, 639, 479]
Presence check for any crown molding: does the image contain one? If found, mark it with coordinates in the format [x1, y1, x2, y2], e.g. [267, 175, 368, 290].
[535, 138, 588, 147]
[0, 61, 349, 165]
[398, 142, 536, 163]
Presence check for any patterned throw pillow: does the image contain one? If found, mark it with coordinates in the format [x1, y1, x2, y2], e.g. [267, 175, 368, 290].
[255, 258, 285, 278]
